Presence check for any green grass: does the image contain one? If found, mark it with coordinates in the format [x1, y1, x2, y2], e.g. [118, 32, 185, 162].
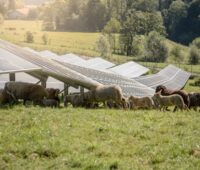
[0, 105, 200, 169]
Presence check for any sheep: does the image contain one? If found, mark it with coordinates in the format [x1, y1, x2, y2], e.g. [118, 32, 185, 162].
[64, 94, 84, 108]
[83, 85, 125, 108]
[0, 89, 9, 105]
[128, 96, 155, 110]
[41, 99, 59, 108]
[153, 92, 188, 112]
[4, 81, 48, 105]
[188, 92, 200, 111]
[155, 85, 190, 112]
[46, 88, 60, 106]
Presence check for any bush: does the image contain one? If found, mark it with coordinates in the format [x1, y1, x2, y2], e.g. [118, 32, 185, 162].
[170, 46, 183, 64]
[189, 46, 200, 65]
[145, 31, 168, 62]
[25, 31, 34, 43]
[96, 34, 111, 57]
[42, 34, 48, 45]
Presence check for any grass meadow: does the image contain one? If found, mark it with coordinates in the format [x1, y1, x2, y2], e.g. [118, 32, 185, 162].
[0, 105, 200, 169]
[0, 20, 200, 169]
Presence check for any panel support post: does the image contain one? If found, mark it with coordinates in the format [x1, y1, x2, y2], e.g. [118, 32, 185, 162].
[41, 80, 46, 88]
[9, 73, 16, 81]
[80, 87, 84, 95]
[64, 84, 69, 97]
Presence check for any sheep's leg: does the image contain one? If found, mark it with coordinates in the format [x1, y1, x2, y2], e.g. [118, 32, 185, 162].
[173, 106, 177, 112]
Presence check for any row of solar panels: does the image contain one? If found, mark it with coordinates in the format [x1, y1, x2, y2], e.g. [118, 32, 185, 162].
[23, 47, 150, 77]
[0, 40, 191, 97]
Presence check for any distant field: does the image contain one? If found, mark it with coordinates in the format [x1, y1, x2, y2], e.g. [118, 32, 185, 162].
[0, 20, 199, 83]
[0, 105, 200, 169]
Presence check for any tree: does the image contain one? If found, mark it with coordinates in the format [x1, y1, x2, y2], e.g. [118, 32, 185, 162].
[103, 18, 121, 53]
[189, 46, 200, 65]
[170, 46, 183, 66]
[25, 31, 34, 43]
[145, 31, 168, 62]
[166, 0, 187, 39]
[42, 33, 48, 45]
[133, 0, 159, 12]
[82, 0, 107, 31]
[96, 34, 111, 57]
[0, 14, 4, 25]
[8, 0, 16, 10]
[27, 9, 39, 20]
[120, 10, 165, 56]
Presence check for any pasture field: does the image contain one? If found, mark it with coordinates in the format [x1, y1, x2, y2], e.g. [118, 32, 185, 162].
[0, 105, 200, 169]
[0, 20, 200, 74]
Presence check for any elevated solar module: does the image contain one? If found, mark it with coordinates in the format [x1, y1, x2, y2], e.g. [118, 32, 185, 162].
[82, 57, 115, 70]
[109, 61, 149, 78]
[55, 61, 155, 97]
[0, 40, 101, 89]
[54, 53, 87, 66]
[134, 65, 191, 90]
[0, 48, 41, 74]
[38, 50, 58, 59]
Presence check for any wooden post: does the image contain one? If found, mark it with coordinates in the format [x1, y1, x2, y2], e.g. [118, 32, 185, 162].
[9, 73, 16, 81]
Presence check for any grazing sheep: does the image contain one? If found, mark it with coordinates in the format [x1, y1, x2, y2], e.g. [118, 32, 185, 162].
[46, 88, 60, 105]
[64, 94, 84, 108]
[153, 92, 188, 112]
[155, 85, 190, 112]
[128, 96, 155, 110]
[41, 99, 59, 108]
[0, 89, 9, 105]
[188, 92, 200, 111]
[83, 85, 125, 107]
[4, 81, 48, 105]
[106, 97, 129, 109]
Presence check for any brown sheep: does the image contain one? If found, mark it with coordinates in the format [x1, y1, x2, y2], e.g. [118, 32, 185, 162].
[0, 89, 9, 105]
[188, 92, 200, 111]
[83, 85, 125, 107]
[155, 85, 189, 112]
[128, 96, 155, 110]
[46, 88, 60, 106]
[41, 99, 59, 108]
[64, 94, 84, 108]
[153, 92, 188, 112]
[4, 81, 48, 105]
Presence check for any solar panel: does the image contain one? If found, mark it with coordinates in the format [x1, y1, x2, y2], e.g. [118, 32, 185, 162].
[0, 48, 41, 74]
[37, 50, 58, 59]
[82, 57, 115, 70]
[55, 61, 155, 97]
[0, 40, 101, 89]
[55, 53, 87, 66]
[134, 65, 191, 90]
[109, 61, 149, 78]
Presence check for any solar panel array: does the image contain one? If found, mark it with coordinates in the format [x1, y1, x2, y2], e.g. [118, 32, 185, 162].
[109, 61, 149, 78]
[0, 48, 41, 74]
[0, 40, 101, 89]
[55, 61, 155, 97]
[134, 65, 191, 90]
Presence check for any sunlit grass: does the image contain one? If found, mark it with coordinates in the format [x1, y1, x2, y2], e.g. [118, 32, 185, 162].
[0, 105, 200, 169]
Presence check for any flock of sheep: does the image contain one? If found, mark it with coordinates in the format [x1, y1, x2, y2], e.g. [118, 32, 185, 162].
[0, 81, 199, 112]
